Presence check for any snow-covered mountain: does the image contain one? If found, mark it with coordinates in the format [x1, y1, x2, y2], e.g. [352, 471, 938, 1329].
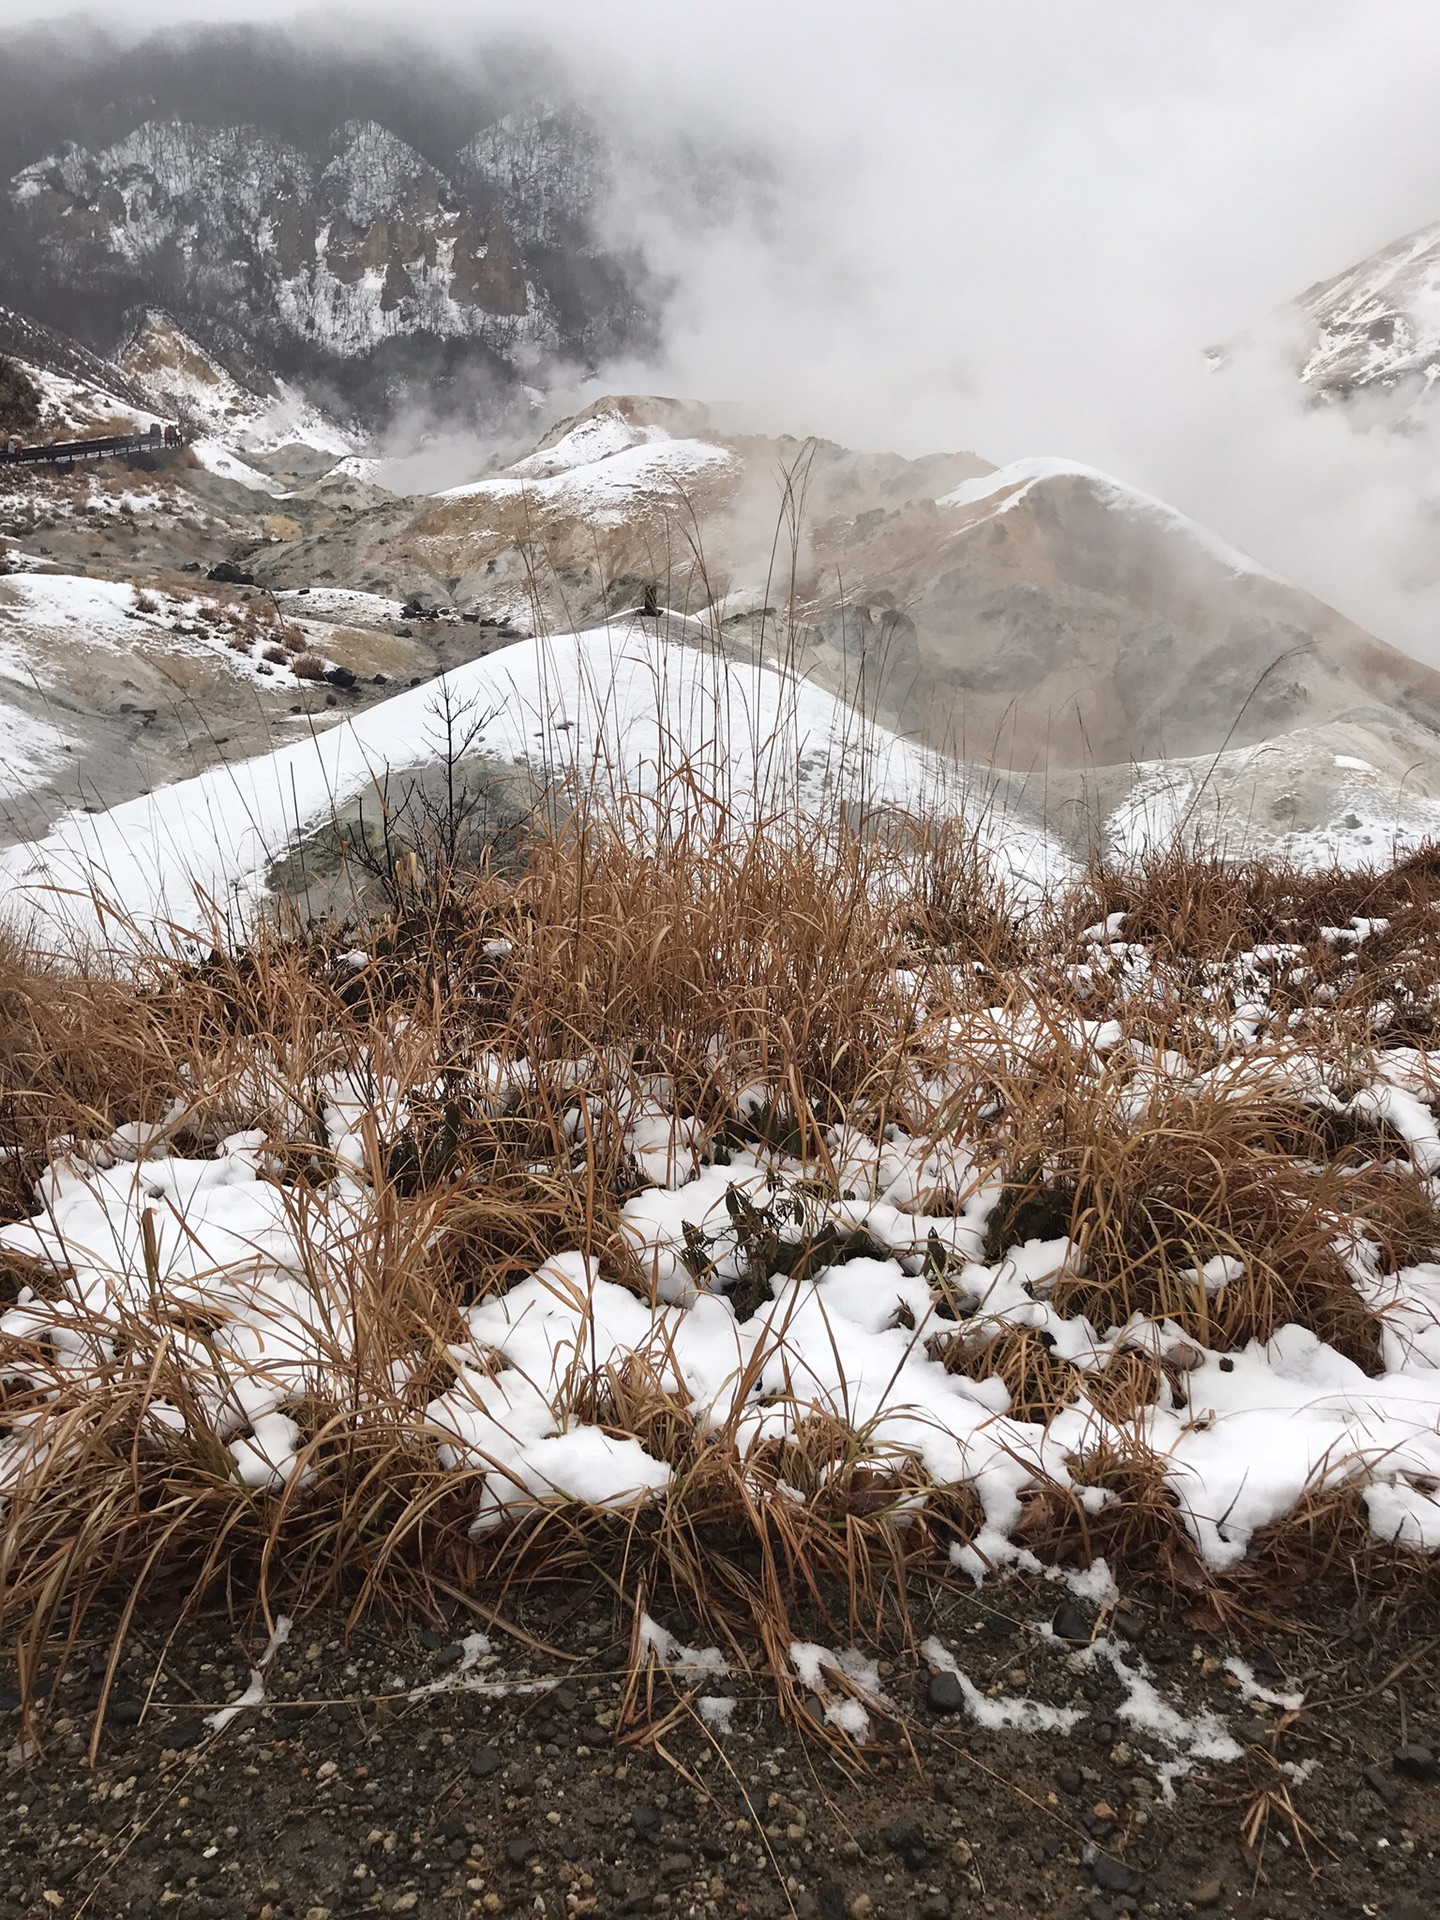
[0, 23, 667, 430]
[7, 111, 639, 418]
[1289, 221, 1440, 416]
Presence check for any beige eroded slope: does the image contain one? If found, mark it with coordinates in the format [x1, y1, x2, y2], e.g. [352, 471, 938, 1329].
[246, 400, 1440, 810]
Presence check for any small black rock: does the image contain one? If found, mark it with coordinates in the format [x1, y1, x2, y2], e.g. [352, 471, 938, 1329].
[1363, 1763, 1403, 1809]
[1392, 1744, 1438, 1783]
[631, 1804, 663, 1842]
[1053, 1604, 1091, 1644]
[469, 1746, 503, 1779]
[983, 1615, 1018, 1639]
[1058, 1767, 1084, 1794]
[1088, 1853, 1135, 1893]
[507, 1837, 538, 1867]
[927, 1670, 965, 1715]
[817, 1883, 847, 1920]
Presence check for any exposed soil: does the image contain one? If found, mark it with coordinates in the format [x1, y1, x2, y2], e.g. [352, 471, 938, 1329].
[4, 1572, 1436, 1920]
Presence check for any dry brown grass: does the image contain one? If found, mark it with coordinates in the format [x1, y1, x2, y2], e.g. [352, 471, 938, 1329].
[0, 823, 1437, 1718]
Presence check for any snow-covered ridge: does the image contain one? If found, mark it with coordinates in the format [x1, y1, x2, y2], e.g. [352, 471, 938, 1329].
[938, 457, 1274, 581]
[0, 621, 1059, 949]
[439, 434, 737, 522]
[504, 409, 670, 480]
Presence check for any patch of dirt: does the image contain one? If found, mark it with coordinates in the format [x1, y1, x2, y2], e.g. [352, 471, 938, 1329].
[4, 1574, 1435, 1920]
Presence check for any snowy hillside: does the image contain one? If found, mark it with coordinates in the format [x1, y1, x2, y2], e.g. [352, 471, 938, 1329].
[1294, 219, 1440, 408]
[118, 311, 355, 457]
[0, 619, 1063, 949]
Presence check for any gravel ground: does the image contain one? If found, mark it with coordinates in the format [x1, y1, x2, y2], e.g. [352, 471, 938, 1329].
[2, 1573, 1437, 1920]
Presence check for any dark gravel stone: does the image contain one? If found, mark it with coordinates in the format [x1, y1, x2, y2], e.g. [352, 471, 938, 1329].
[983, 1615, 1018, 1639]
[506, 1836, 538, 1866]
[1088, 1852, 1135, 1893]
[881, 1818, 929, 1868]
[469, 1745, 502, 1779]
[1053, 1604, 1091, 1644]
[1392, 1744, 1438, 1782]
[817, 1883, 847, 1920]
[1113, 1609, 1145, 1644]
[631, 1804, 663, 1842]
[1058, 1767, 1084, 1794]
[552, 1685, 579, 1712]
[1363, 1763, 1404, 1809]
[926, 1670, 965, 1714]
[1088, 1904, 1117, 1920]
[431, 1641, 467, 1671]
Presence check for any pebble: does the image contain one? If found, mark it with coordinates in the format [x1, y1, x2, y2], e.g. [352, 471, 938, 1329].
[926, 1670, 965, 1715]
[1053, 1605, 1091, 1645]
[1189, 1878, 1223, 1907]
[1392, 1744, 1437, 1783]
[1058, 1767, 1084, 1794]
[1087, 1852, 1135, 1893]
[631, 1804, 663, 1842]
[506, 1837, 537, 1866]
[881, 1817, 928, 1866]
[469, 1747, 503, 1779]
[1363, 1763, 1404, 1810]
[848, 1898, 873, 1920]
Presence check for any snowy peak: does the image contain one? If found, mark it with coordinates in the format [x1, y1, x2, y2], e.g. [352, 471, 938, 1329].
[513, 395, 715, 476]
[937, 456, 1272, 583]
[1291, 219, 1440, 406]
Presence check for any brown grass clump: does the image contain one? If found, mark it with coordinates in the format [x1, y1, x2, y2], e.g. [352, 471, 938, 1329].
[0, 819, 1437, 1715]
[292, 652, 327, 680]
